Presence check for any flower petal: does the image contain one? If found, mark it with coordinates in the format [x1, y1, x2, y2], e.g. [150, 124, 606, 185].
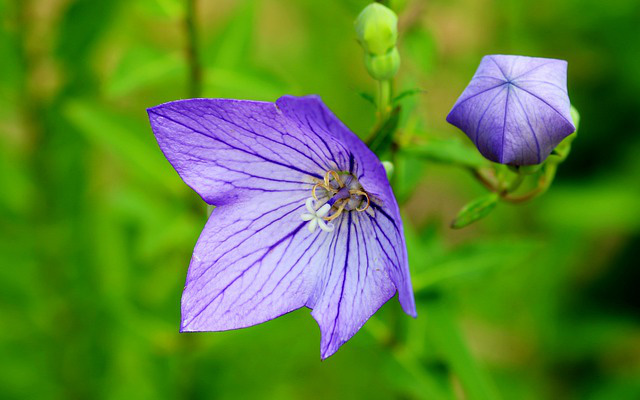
[181, 191, 326, 332]
[277, 95, 416, 318]
[308, 213, 403, 359]
[148, 98, 346, 206]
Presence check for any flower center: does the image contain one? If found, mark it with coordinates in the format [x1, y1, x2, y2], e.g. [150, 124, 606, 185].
[300, 170, 371, 233]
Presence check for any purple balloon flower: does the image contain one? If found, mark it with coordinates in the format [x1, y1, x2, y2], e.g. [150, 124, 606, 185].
[147, 95, 416, 359]
[447, 55, 576, 165]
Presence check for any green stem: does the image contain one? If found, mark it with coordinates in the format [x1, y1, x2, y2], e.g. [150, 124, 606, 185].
[504, 172, 525, 194]
[502, 162, 558, 203]
[377, 79, 391, 122]
[185, 0, 202, 98]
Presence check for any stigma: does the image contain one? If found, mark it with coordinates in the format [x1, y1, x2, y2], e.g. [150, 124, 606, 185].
[301, 170, 371, 233]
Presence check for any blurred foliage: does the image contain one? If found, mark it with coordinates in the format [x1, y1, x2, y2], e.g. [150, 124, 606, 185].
[1, 0, 639, 399]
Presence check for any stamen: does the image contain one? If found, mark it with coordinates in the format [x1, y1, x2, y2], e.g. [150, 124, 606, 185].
[303, 170, 372, 233]
[312, 182, 332, 201]
[349, 190, 370, 212]
[324, 170, 344, 188]
[323, 198, 348, 221]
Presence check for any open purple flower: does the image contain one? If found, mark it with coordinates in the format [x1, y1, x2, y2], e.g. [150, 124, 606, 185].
[147, 95, 416, 359]
[447, 55, 575, 165]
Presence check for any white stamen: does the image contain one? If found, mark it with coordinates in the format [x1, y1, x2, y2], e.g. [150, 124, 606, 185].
[301, 197, 334, 234]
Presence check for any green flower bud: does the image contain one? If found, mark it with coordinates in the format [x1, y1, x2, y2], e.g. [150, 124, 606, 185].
[382, 161, 394, 179]
[355, 3, 398, 56]
[364, 47, 400, 80]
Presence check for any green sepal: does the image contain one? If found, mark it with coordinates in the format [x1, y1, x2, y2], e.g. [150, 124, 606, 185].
[508, 164, 542, 175]
[451, 193, 499, 229]
[570, 105, 580, 132]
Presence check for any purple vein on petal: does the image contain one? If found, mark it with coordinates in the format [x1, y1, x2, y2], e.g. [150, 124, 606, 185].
[369, 203, 401, 235]
[489, 56, 510, 81]
[217, 113, 330, 172]
[364, 212, 401, 275]
[304, 115, 342, 169]
[183, 222, 307, 328]
[510, 60, 556, 81]
[512, 88, 541, 163]
[511, 83, 574, 127]
[475, 85, 508, 143]
[224, 223, 325, 314]
[150, 109, 324, 180]
[451, 83, 507, 110]
[511, 79, 568, 93]
[324, 213, 352, 357]
[188, 199, 305, 284]
[354, 216, 371, 300]
[500, 84, 511, 163]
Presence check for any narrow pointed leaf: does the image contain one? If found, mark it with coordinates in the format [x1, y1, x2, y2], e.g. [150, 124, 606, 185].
[451, 193, 499, 229]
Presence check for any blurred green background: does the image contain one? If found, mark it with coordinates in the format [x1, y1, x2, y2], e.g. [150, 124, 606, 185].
[1, 0, 639, 399]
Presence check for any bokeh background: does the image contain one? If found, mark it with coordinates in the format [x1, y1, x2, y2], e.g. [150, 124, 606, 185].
[1, 0, 639, 399]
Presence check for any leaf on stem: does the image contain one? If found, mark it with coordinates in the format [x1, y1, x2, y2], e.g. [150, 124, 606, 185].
[357, 91, 376, 107]
[451, 193, 499, 229]
[392, 88, 425, 105]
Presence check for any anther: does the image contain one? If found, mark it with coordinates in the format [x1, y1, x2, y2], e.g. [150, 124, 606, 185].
[323, 198, 348, 222]
[303, 170, 372, 232]
[349, 190, 370, 212]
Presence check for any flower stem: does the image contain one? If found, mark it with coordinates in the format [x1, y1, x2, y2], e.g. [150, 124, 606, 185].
[377, 79, 391, 123]
[185, 0, 202, 98]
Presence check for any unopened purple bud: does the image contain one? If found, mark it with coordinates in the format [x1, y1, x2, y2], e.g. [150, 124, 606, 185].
[446, 55, 576, 166]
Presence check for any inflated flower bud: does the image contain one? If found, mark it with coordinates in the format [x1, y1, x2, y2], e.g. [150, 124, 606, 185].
[355, 3, 400, 80]
[447, 55, 575, 166]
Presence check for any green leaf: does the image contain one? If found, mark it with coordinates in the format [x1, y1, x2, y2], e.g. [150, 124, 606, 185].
[451, 193, 499, 229]
[402, 137, 488, 168]
[357, 91, 376, 107]
[392, 88, 424, 105]
[105, 48, 185, 98]
[62, 100, 183, 196]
